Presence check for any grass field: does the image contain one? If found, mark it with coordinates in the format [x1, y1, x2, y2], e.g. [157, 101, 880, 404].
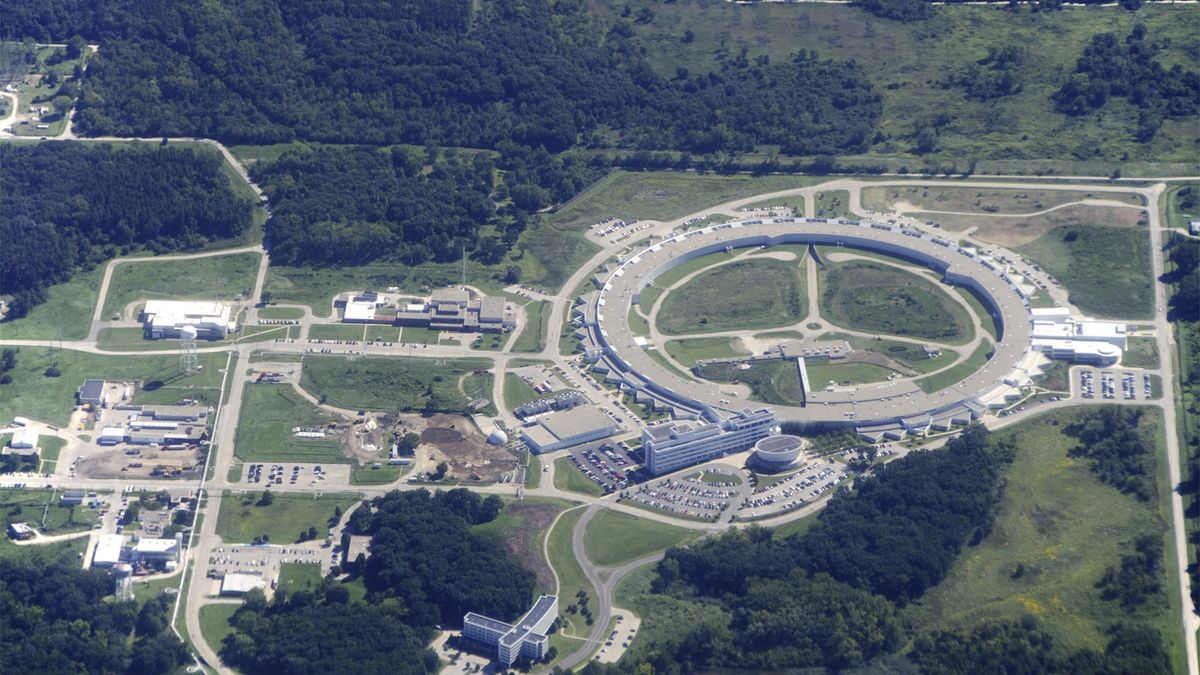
[805, 361, 898, 386]
[697, 359, 804, 406]
[544, 507, 598, 638]
[233, 384, 346, 464]
[101, 252, 261, 319]
[904, 408, 1183, 671]
[1017, 225, 1153, 320]
[954, 287, 1001, 341]
[471, 498, 573, 595]
[821, 260, 974, 344]
[770, 513, 818, 540]
[198, 603, 240, 655]
[525, 455, 542, 489]
[215, 492, 359, 545]
[651, 250, 738, 291]
[257, 306, 305, 320]
[916, 340, 994, 393]
[308, 323, 366, 341]
[38, 436, 66, 474]
[349, 464, 407, 485]
[582, 510, 699, 567]
[814, 189, 850, 219]
[0, 347, 227, 426]
[512, 300, 551, 353]
[658, 259, 804, 335]
[822, 332, 960, 375]
[503, 373, 547, 410]
[1122, 336, 1161, 370]
[1164, 184, 1199, 230]
[663, 337, 749, 367]
[299, 354, 494, 414]
[0, 488, 96, 563]
[0, 266, 103, 341]
[592, 2, 1199, 168]
[863, 186, 1142, 215]
[553, 457, 604, 498]
[277, 562, 324, 591]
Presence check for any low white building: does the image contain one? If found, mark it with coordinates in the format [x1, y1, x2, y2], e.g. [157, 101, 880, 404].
[93, 534, 126, 568]
[519, 406, 618, 454]
[8, 427, 38, 450]
[142, 300, 235, 340]
[220, 572, 266, 596]
[1030, 307, 1126, 367]
[131, 534, 182, 566]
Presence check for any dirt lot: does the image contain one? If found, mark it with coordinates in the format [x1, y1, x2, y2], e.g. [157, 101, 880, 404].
[419, 413, 516, 482]
[926, 204, 1145, 247]
[77, 446, 204, 480]
[861, 186, 1143, 215]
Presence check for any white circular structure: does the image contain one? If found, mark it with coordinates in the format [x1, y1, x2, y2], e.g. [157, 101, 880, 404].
[579, 216, 1036, 437]
[487, 428, 509, 445]
[180, 325, 198, 341]
[753, 434, 808, 471]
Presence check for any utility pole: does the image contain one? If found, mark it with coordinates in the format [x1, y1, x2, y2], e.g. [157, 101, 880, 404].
[461, 245, 467, 287]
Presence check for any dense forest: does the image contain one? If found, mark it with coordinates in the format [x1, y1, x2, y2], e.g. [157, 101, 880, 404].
[0, 143, 252, 319]
[0, 558, 189, 674]
[220, 489, 531, 674]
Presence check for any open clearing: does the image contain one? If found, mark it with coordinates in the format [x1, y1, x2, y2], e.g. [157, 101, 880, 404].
[0, 266, 104, 341]
[234, 384, 346, 464]
[863, 186, 1142, 216]
[814, 189, 850, 219]
[512, 300, 551, 353]
[916, 340, 994, 393]
[805, 361, 899, 386]
[663, 337, 749, 367]
[215, 492, 359, 545]
[101, 252, 261, 319]
[198, 604, 240, 655]
[299, 355, 494, 415]
[658, 259, 804, 335]
[545, 508, 598, 639]
[0, 488, 98, 563]
[582, 510, 699, 567]
[930, 204, 1145, 248]
[1017, 225, 1153, 319]
[553, 457, 604, 498]
[696, 359, 804, 407]
[820, 260, 974, 344]
[471, 498, 572, 595]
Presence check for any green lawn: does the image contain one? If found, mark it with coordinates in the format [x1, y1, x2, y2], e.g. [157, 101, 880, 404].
[525, 454, 542, 489]
[0, 266, 103, 341]
[198, 603, 240, 655]
[904, 408, 1183, 671]
[1121, 336, 1160, 370]
[214, 492, 359, 545]
[395, 326, 438, 345]
[1163, 183, 1199, 230]
[545, 507, 597, 638]
[278, 562, 325, 591]
[863, 186, 1142, 215]
[696, 359, 805, 407]
[308, 323, 366, 341]
[503, 373, 546, 410]
[663, 337, 750, 367]
[553, 457, 604, 497]
[915, 340, 995, 393]
[233, 384, 347, 464]
[582, 510, 699, 567]
[101, 252, 261, 319]
[770, 513, 818, 540]
[0, 347, 227, 426]
[512, 300, 551, 353]
[1017, 225, 1153, 320]
[257, 306, 305, 320]
[650, 251, 738, 291]
[0, 488, 95, 563]
[820, 260, 974, 345]
[755, 330, 805, 342]
[658, 259, 805, 335]
[299, 354, 495, 415]
[814, 189, 850, 219]
[823, 332, 961, 375]
[805, 361, 899, 386]
[349, 463, 407, 485]
[38, 436, 66, 474]
[954, 287, 1001, 342]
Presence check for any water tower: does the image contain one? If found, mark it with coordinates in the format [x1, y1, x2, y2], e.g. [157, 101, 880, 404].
[179, 325, 198, 375]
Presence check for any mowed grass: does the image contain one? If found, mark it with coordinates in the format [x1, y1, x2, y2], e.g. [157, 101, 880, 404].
[545, 507, 597, 638]
[512, 300, 551, 353]
[814, 189, 850, 219]
[349, 464, 407, 485]
[233, 384, 346, 464]
[214, 492, 359, 545]
[805, 361, 898, 386]
[299, 354, 494, 414]
[308, 323, 366, 341]
[503, 373, 545, 410]
[820, 260, 973, 344]
[0, 347, 227, 426]
[582, 509, 699, 567]
[904, 408, 1181, 667]
[594, 1, 1200, 167]
[0, 266, 103, 341]
[1017, 225, 1153, 319]
[1163, 183, 1199, 230]
[697, 359, 805, 406]
[101, 252, 261, 318]
[916, 339, 994, 393]
[277, 562, 324, 591]
[1122, 336, 1160, 370]
[657, 259, 804, 335]
[823, 332, 960, 375]
[0, 488, 96, 563]
[553, 457, 604, 498]
[663, 337, 750, 367]
[257, 306, 305, 320]
[198, 603, 240, 655]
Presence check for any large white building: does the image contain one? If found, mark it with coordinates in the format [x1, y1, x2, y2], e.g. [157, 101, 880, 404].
[643, 407, 778, 475]
[142, 300, 235, 340]
[463, 595, 558, 666]
[1029, 307, 1127, 366]
[92, 534, 126, 568]
[519, 406, 618, 454]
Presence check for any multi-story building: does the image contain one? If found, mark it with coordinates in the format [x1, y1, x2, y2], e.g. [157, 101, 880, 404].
[463, 595, 558, 666]
[643, 407, 778, 475]
[142, 300, 235, 339]
[1029, 307, 1126, 367]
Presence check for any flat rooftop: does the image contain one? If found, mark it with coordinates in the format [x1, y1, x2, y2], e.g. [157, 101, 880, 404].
[538, 406, 614, 440]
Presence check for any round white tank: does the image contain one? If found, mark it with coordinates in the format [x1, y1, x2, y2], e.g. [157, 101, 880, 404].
[753, 434, 808, 471]
[180, 325, 198, 340]
[487, 428, 509, 445]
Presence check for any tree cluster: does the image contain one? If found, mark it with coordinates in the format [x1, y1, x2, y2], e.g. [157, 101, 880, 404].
[946, 46, 1026, 100]
[0, 559, 188, 675]
[1097, 534, 1164, 611]
[0, 143, 252, 319]
[1065, 406, 1157, 501]
[1053, 25, 1200, 141]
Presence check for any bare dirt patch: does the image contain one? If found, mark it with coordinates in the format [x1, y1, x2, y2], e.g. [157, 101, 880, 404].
[929, 204, 1146, 247]
[78, 446, 204, 480]
[419, 413, 516, 482]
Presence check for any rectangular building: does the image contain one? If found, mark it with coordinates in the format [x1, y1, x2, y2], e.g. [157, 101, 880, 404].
[142, 300, 234, 340]
[60, 490, 86, 505]
[7, 522, 35, 541]
[519, 406, 618, 454]
[643, 407, 778, 475]
[342, 288, 515, 333]
[92, 534, 126, 567]
[463, 595, 558, 666]
[9, 427, 38, 450]
[220, 572, 266, 596]
[77, 379, 106, 406]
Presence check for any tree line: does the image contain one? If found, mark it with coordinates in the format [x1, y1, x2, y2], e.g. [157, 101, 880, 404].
[0, 142, 252, 319]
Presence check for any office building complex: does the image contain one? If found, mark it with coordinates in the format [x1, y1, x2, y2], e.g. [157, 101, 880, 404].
[341, 288, 515, 333]
[643, 408, 778, 475]
[1029, 307, 1126, 366]
[519, 406, 619, 454]
[463, 595, 558, 666]
[142, 300, 235, 339]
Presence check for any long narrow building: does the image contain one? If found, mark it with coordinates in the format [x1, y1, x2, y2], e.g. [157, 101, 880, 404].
[463, 595, 558, 666]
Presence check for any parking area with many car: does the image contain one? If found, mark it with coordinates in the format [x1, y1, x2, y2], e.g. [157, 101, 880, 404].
[568, 442, 640, 493]
[737, 459, 848, 520]
[1076, 368, 1155, 401]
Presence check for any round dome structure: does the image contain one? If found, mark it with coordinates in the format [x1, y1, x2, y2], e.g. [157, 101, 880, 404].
[487, 428, 509, 446]
[753, 434, 808, 471]
[180, 325, 198, 341]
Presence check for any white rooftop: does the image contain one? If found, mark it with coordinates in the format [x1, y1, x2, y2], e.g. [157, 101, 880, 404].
[93, 534, 125, 566]
[221, 572, 266, 594]
[134, 537, 179, 554]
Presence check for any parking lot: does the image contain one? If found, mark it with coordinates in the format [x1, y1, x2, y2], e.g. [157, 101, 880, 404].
[567, 442, 640, 493]
[1076, 368, 1154, 401]
[738, 459, 847, 520]
[241, 462, 346, 487]
[623, 470, 745, 521]
[204, 543, 330, 596]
